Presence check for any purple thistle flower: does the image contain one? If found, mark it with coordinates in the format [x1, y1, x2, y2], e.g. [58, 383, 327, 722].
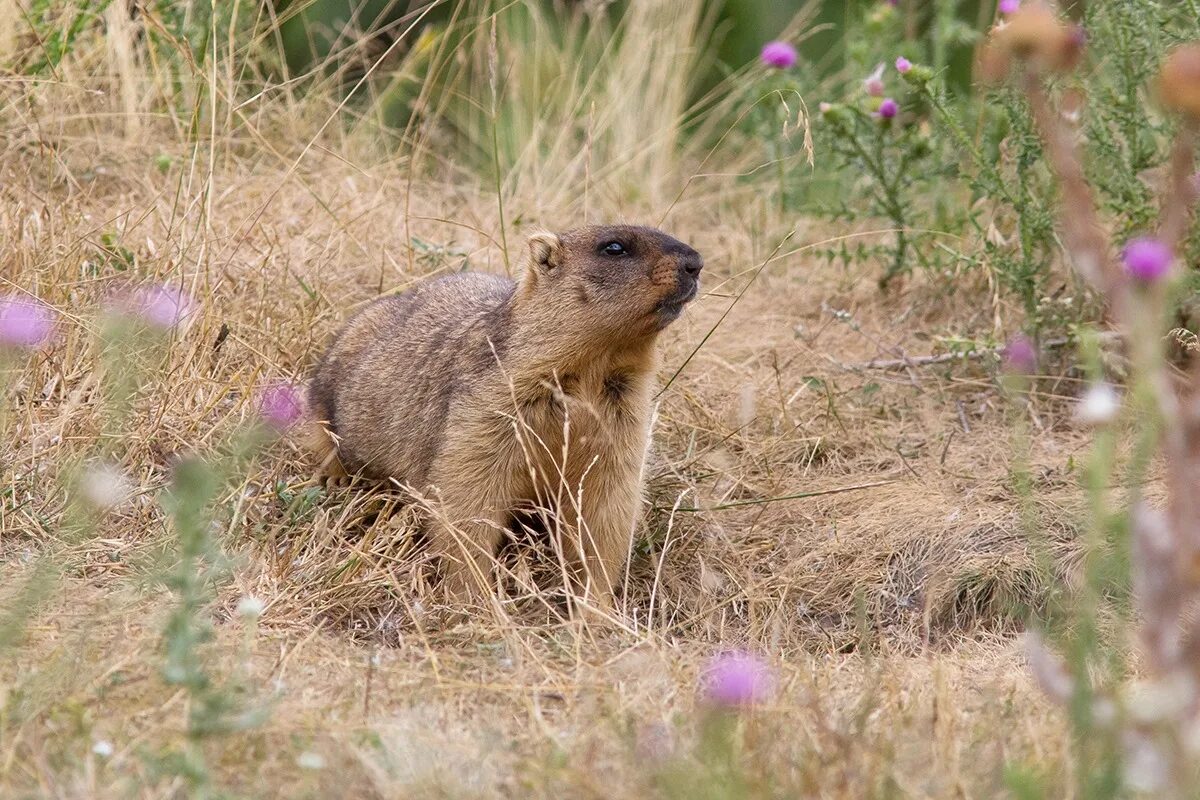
[702, 650, 775, 708]
[127, 284, 195, 330]
[760, 41, 798, 70]
[0, 295, 55, 350]
[1122, 237, 1173, 283]
[877, 98, 899, 119]
[258, 382, 304, 431]
[999, 0, 1020, 13]
[895, 56, 912, 74]
[1002, 334, 1037, 374]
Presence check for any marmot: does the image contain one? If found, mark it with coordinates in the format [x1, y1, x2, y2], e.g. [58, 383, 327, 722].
[308, 225, 703, 608]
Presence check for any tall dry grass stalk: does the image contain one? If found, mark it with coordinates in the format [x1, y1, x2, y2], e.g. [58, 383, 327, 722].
[378, 0, 760, 225]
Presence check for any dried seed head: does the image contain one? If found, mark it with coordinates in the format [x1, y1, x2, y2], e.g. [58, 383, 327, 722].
[236, 596, 266, 619]
[79, 462, 134, 512]
[1158, 43, 1200, 118]
[1074, 383, 1120, 426]
[1002, 6, 1065, 55]
[983, 5, 1083, 78]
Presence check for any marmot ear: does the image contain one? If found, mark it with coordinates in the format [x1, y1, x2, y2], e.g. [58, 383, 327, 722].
[527, 232, 563, 274]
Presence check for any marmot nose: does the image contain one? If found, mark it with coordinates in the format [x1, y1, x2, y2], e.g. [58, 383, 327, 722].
[678, 254, 703, 280]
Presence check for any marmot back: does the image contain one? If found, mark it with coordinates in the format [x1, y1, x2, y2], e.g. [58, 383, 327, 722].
[308, 272, 516, 487]
[308, 224, 703, 610]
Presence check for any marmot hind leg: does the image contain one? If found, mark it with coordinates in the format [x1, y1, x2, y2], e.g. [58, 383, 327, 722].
[302, 418, 350, 485]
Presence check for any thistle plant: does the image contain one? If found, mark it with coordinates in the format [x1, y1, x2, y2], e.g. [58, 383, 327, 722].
[982, 6, 1200, 795]
[793, 1, 974, 289]
[152, 380, 300, 795]
[0, 295, 56, 437]
[649, 650, 777, 800]
[817, 70, 937, 288]
[0, 296, 55, 351]
[0, 296, 59, 650]
[2, 282, 295, 796]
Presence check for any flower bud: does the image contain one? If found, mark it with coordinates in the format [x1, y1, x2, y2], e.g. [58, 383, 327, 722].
[900, 63, 935, 85]
[864, 63, 886, 97]
[1002, 334, 1037, 374]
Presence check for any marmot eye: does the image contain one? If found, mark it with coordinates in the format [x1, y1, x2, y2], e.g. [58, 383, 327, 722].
[601, 241, 628, 256]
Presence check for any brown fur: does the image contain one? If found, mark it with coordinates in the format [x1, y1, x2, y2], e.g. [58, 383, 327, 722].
[307, 225, 703, 608]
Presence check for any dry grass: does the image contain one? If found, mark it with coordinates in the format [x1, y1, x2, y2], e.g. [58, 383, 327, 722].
[0, 2, 1107, 796]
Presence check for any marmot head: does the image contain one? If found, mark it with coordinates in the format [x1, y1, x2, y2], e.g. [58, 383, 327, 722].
[518, 224, 703, 343]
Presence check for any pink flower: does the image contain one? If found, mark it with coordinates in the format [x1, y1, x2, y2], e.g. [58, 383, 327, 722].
[877, 98, 899, 119]
[127, 285, 195, 330]
[0, 295, 55, 350]
[1002, 334, 1037, 373]
[864, 63, 886, 97]
[702, 650, 774, 708]
[1122, 237, 1173, 283]
[258, 382, 304, 431]
[999, 0, 1020, 13]
[895, 56, 912, 74]
[760, 41, 798, 70]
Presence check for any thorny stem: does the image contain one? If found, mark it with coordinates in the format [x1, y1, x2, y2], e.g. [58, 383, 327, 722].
[837, 120, 910, 286]
[922, 83, 1022, 210]
[1023, 72, 1112, 303]
[1158, 120, 1198, 251]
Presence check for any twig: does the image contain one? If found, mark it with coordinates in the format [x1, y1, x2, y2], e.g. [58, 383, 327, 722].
[840, 336, 1072, 372]
[956, 401, 971, 434]
[657, 479, 894, 514]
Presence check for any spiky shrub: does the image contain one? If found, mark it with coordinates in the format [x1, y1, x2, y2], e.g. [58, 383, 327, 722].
[786, 0, 1199, 345]
[981, 6, 1200, 795]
